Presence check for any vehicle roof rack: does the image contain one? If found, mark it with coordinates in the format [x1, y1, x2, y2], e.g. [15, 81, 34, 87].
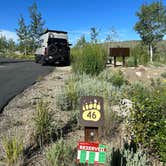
[41, 29, 68, 35]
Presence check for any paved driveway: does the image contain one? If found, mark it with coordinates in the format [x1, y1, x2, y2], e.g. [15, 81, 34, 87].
[0, 59, 54, 112]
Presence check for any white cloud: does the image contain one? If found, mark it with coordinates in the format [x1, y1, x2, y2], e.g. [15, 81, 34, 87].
[0, 29, 18, 41]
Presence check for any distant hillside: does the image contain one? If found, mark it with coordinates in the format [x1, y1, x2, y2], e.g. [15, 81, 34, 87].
[106, 40, 140, 48]
[106, 40, 166, 49]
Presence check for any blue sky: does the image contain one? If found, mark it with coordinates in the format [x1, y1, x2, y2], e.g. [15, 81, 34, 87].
[0, 0, 166, 44]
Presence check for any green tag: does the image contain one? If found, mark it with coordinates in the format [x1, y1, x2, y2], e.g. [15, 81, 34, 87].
[80, 150, 86, 163]
[88, 151, 95, 164]
[99, 144, 106, 163]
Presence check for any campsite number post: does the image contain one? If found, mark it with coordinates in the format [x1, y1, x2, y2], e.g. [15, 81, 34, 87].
[80, 96, 104, 142]
[77, 96, 106, 165]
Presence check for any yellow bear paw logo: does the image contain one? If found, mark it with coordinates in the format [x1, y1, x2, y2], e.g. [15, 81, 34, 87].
[82, 99, 101, 121]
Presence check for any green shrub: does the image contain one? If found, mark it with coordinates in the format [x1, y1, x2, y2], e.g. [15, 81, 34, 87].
[45, 139, 75, 166]
[108, 145, 150, 166]
[71, 44, 107, 76]
[34, 100, 53, 148]
[161, 71, 166, 78]
[1, 52, 35, 60]
[127, 82, 166, 162]
[98, 69, 126, 88]
[2, 134, 23, 166]
[110, 70, 126, 87]
[123, 148, 150, 166]
[126, 56, 138, 67]
[130, 44, 149, 65]
[56, 73, 122, 111]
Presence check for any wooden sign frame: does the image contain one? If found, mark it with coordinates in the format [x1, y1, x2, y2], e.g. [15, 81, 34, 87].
[109, 47, 130, 67]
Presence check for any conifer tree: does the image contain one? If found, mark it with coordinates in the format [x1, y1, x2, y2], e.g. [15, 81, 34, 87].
[29, 2, 45, 52]
[90, 27, 99, 43]
[16, 14, 29, 55]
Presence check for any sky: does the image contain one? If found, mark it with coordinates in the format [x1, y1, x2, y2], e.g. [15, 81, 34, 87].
[0, 0, 166, 45]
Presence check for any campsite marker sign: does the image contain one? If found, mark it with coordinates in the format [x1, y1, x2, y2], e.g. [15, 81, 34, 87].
[80, 96, 104, 127]
[77, 96, 106, 165]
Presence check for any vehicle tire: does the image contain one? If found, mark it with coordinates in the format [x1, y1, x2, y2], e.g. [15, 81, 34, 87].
[48, 43, 58, 55]
[64, 55, 70, 66]
[41, 56, 46, 66]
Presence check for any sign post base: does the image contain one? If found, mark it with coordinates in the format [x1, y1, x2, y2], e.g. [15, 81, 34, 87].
[85, 127, 99, 142]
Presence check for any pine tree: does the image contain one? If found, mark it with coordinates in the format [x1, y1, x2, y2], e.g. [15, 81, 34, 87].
[0, 35, 8, 53]
[29, 2, 45, 52]
[7, 39, 16, 52]
[16, 14, 29, 55]
[90, 27, 99, 44]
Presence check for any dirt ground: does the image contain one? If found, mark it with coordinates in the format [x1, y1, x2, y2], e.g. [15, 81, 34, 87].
[121, 65, 166, 84]
[0, 65, 166, 165]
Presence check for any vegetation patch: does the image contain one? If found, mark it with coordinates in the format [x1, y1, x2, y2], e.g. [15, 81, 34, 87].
[33, 100, 54, 148]
[1, 133, 23, 166]
[161, 71, 166, 78]
[125, 80, 166, 163]
[45, 139, 76, 166]
[71, 44, 107, 76]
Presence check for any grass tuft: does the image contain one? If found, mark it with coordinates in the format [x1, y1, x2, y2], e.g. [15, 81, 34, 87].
[34, 100, 53, 148]
[2, 133, 23, 166]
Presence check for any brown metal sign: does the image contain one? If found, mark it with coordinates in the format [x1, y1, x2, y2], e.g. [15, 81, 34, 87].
[80, 96, 104, 127]
[110, 48, 130, 57]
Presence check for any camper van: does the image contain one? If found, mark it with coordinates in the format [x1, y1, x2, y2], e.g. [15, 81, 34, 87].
[35, 29, 71, 65]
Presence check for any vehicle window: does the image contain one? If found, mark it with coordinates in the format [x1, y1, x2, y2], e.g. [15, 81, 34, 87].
[48, 38, 67, 45]
[37, 39, 44, 47]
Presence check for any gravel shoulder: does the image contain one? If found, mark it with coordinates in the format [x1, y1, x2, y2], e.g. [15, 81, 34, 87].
[0, 62, 53, 112]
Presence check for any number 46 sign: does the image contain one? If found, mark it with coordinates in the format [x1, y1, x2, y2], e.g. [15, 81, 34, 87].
[80, 96, 104, 127]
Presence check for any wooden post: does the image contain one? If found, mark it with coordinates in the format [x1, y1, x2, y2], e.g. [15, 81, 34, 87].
[122, 56, 125, 67]
[84, 127, 104, 166]
[85, 127, 99, 142]
[79, 96, 104, 166]
[113, 56, 116, 67]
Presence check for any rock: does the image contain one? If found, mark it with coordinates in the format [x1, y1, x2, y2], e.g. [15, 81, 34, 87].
[136, 71, 142, 77]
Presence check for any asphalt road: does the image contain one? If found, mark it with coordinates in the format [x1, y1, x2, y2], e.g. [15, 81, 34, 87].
[0, 58, 54, 113]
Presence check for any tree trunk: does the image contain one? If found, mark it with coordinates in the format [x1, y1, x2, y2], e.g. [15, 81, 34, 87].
[24, 47, 27, 56]
[150, 44, 153, 63]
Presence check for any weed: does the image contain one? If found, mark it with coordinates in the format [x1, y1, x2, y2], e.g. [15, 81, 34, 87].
[45, 139, 76, 166]
[102, 101, 123, 140]
[1, 133, 23, 166]
[34, 100, 53, 148]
